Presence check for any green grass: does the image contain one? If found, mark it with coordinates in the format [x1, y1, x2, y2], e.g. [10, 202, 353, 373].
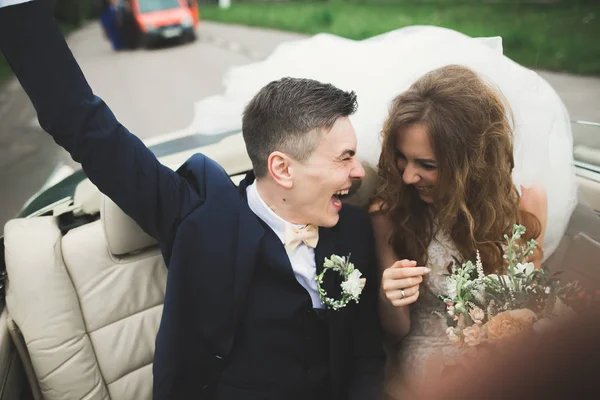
[201, 1, 600, 75]
[2, 2, 597, 83]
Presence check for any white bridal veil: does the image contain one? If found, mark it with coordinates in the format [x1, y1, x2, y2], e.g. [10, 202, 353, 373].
[191, 26, 577, 260]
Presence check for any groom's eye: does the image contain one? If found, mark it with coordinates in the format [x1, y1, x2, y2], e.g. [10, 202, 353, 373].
[338, 149, 356, 162]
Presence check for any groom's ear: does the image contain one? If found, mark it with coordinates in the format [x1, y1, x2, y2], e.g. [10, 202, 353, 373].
[268, 151, 294, 189]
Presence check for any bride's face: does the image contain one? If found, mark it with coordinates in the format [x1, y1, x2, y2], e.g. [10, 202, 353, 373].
[395, 124, 439, 204]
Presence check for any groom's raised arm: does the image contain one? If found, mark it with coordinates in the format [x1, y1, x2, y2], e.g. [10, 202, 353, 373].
[0, 0, 202, 245]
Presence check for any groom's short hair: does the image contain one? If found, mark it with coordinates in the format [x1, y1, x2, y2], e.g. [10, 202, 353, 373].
[242, 77, 357, 178]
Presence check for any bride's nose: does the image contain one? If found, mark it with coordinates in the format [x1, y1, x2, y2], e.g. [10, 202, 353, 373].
[402, 164, 420, 185]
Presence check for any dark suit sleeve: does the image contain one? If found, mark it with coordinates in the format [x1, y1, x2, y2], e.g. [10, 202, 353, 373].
[0, 0, 201, 245]
[348, 211, 386, 400]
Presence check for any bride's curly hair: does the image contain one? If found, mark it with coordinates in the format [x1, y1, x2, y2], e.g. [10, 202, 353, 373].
[373, 65, 540, 274]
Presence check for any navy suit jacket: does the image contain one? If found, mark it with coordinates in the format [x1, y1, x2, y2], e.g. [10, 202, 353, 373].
[0, 1, 385, 398]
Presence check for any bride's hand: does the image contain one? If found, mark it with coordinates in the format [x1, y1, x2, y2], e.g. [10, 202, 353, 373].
[381, 260, 431, 307]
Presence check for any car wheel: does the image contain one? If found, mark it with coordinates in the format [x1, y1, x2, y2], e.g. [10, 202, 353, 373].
[184, 29, 197, 44]
[141, 34, 152, 49]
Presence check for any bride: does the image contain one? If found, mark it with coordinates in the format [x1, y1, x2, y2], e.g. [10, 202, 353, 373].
[369, 64, 547, 397]
[190, 25, 576, 397]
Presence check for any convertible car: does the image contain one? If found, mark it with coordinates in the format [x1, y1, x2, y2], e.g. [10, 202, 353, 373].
[0, 120, 599, 399]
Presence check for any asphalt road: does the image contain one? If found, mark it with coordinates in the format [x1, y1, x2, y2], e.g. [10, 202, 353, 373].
[0, 22, 269, 228]
[0, 21, 598, 230]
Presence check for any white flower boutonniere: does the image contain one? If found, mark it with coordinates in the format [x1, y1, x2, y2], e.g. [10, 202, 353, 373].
[315, 254, 366, 311]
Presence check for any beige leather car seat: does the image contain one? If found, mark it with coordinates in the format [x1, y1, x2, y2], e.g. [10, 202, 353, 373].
[4, 195, 165, 400]
[0, 308, 28, 400]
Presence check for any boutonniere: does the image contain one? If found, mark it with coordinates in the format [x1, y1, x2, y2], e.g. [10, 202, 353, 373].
[315, 254, 366, 311]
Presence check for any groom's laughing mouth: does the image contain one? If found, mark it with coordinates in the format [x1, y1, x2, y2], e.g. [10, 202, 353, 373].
[331, 187, 351, 211]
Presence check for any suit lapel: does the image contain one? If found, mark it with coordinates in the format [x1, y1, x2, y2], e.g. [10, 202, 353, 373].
[315, 225, 345, 397]
[315, 226, 342, 303]
[232, 173, 266, 326]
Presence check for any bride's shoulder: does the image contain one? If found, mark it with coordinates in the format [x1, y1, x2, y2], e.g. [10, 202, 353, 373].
[367, 201, 396, 243]
[519, 184, 548, 233]
[519, 184, 547, 211]
[368, 200, 387, 214]
[368, 201, 392, 225]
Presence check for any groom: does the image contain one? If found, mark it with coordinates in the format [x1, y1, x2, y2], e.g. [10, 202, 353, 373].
[0, 1, 385, 399]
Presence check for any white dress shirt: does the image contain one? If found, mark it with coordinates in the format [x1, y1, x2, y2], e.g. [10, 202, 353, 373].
[246, 183, 324, 309]
[0, 0, 33, 7]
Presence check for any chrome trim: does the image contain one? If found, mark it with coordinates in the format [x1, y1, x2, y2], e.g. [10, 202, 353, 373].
[572, 120, 600, 177]
[576, 167, 600, 184]
[575, 160, 600, 175]
[24, 197, 73, 218]
[21, 164, 76, 211]
[572, 120, 600, 127]
[147, 129, 241, 158]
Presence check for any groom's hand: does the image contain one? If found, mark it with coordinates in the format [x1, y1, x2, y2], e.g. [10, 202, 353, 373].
[380, 260, 430, 307]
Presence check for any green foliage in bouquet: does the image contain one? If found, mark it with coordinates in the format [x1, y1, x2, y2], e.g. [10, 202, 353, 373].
[482, 225, 560, 318]
[438, 225, 577, 348]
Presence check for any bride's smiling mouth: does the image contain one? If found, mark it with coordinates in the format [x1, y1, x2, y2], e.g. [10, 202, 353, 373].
[414, 185, 433, 194]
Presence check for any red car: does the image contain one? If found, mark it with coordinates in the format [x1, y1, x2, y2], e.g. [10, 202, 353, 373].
[131, 0, 200, 47]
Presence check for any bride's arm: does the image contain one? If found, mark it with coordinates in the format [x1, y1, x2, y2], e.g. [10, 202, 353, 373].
[519, 184, 548, 268]
[370, 208, 413, 339]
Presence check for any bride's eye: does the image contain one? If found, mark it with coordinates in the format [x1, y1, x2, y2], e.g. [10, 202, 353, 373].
[421, 163, 437, 171]
[395, 149, 406, 160]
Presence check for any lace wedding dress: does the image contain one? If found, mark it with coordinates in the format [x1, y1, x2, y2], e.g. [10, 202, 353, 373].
[384, 229, 461, 397]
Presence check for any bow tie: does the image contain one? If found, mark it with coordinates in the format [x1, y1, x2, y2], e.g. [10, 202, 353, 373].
[284, 223, 319, 254]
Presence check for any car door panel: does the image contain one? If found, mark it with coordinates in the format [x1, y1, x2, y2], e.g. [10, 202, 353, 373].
[0, 308, 29, 400]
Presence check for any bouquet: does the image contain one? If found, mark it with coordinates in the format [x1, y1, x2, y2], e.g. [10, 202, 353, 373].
[438, 224, 594, 352]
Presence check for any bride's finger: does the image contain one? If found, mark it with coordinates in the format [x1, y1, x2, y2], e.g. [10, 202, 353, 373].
[391, 259, 417, 269]
[390, 289, 420, 307]
[384, 266, 431, 280]
[385, 285, 419, 300]
[382, 275, 423, 292]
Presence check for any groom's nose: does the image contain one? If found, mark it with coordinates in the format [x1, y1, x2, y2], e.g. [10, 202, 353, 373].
[349, 159, 365, 180]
